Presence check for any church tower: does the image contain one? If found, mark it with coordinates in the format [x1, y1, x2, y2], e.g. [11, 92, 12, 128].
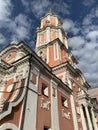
[36, 10, 98, 130]
[36, 10, 73, 66]
[0, 10, 98, 130]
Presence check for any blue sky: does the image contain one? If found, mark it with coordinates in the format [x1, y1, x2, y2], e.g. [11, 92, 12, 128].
[0, 0, 98, 87]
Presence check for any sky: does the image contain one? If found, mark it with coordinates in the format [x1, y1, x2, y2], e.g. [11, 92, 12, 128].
[0, 0, 98, 87]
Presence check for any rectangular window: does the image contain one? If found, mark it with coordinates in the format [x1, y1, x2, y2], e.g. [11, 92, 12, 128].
[44, 126, 50, 130]
[61, 97, 68, 108]
[42, 84, 48, 97]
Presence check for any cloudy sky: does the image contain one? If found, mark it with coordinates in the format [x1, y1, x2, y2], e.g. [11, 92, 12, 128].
[0, 0, 98, 87]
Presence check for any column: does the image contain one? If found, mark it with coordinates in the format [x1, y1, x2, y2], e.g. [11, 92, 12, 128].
[91, 108, 98, 130]
[80, 105, 87, 130]
[70, 95, 79, 130]
[51, 80, 60, 130]
[85, 106, 93, 130]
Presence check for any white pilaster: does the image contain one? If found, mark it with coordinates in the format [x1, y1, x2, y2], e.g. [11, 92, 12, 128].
[47, 47, 49, 63]
[36, 33, 40, 47]
[51, 80, 60, 130]
[70, 95, 79, 130]
[46, 27, 50, 43]
[91, 108, 98, 130]
[80, 105, 87, 130]
[85, 106, 93, 130]
[56, 17, 58, 26]
[59, 29, 63, 42]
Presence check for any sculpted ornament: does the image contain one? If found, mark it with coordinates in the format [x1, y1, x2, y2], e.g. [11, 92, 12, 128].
[62, 109, 71, 119]
[41, 98, 51, 110]
[0, 75, 26, 120]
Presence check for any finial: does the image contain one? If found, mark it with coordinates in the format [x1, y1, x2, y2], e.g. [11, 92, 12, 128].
[48, 8, 53, 15]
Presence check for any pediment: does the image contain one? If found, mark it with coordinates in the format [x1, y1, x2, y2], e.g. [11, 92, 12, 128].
[0, 42, 29, 64]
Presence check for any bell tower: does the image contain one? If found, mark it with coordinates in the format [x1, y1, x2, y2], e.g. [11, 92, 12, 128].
[35, 10, 71, 67]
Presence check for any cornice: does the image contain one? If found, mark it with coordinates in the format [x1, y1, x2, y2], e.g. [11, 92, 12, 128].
[36, 38, 68, 52]
[0, 41, 33, 58]
[52, 61, 91, 89]
[36, 25, 63, 33]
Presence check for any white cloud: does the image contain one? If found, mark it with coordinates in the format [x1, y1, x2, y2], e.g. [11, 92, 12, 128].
[0, 34, 6, 44]
[0, 0, 98, 88]
[63, 19, 74, 31]
[10, 14, 32, 41]
[83, 0, 96, 6]
[69, 36, 98, 87]
[95, 8, 98, 17]
[83, 7, 98, 26]
[21, 0, 29, 7]
[0, 0, 12, 21]
[52, 2, 70, 16]
[67, 7, 98, 87]
[68, 36, 85, 50]
[63, 19, 80, 35]
[86, 30, 98, 42]
[30, 0, 70, 18]
[31, 0, 50, 18]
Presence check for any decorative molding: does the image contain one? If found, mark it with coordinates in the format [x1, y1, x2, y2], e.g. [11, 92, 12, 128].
[0, 123, 19, 130]
[0, 78, 27, 120]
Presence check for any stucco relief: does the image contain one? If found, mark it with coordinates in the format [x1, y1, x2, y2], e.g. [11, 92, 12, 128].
[41, 98, 51, 110]
[62, 109, 71, 119]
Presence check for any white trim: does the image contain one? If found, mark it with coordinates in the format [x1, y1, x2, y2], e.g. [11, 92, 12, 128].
[59, 29, 63, 42]
[47, 14, 50, 21]
[54, 42, 59, 60]
[0, 123, 19, 130]
[70, 95, 79, 130]
[91, 108, 98, 129]
[56, 17, 58, 26]
[19, 100, 25, 129]
[65, 37, 68, 49]
[80, 105, 87, 130]
[41, 19, 43, 28]
[40, 74, 50, 84]
[51, 80, 60, 130]
[47, 46, 49, 63]
[85, 106, 93, 130]
[58, 88, 70, 98]
[46, 27, 50, 43]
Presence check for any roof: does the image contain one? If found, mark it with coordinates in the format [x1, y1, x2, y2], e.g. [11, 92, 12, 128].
[88, 87, 98, 101]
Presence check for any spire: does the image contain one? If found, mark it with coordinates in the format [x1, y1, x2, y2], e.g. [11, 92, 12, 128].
[49, 8, 53, 14]
[46, 8, 53, 15]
